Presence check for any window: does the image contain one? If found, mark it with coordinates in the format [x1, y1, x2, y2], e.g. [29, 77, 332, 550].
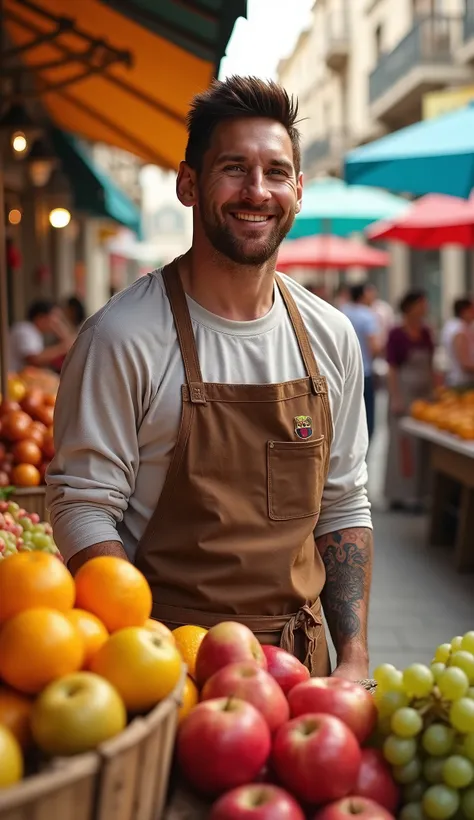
[374, 24, 383, 58]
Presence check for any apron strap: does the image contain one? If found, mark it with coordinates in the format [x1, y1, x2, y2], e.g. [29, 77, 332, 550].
[162, 261, 207, 404]
[280, 603, 322, 676]
[276, 275, 324, 393]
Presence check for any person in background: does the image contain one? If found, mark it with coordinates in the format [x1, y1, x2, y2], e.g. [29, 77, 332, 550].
[384, 290, 434, 512]
[9, 300, 75, 374]
[441, 297, 474, 388]
[64, 295, 87, 331]
[341, 283, 382, 441]
[365, 283, 395, 350]
[333, 283, 350, 311]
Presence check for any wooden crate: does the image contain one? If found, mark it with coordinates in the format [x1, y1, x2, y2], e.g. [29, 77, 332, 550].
[9, 487, 49, 521]
[0, 669, 186, 820]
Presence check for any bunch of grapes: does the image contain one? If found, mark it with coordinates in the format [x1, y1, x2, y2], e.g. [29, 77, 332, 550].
[373, 631, 474, 820]
[0, 500, 60, 559]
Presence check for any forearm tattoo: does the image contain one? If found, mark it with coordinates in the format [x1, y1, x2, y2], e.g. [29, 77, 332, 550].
[316, 528, 373, 647]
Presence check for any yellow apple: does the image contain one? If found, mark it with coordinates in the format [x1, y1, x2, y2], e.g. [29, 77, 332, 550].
[31, 672, 127, 756]
[0, 725, 23, 786]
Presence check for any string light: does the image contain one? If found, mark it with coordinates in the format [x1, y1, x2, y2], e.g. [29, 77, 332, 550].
[8, 209, 22, 225]
[11, 131, 28, 154]
[49, 208, 71, 229]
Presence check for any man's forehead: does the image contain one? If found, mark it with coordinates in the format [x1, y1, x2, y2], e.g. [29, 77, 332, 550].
[208, 118, 294, 162]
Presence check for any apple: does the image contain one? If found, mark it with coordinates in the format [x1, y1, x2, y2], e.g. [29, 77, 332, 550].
[262, 645, 310, 695]
[31, 671, 127, 756]
[195, 622, 267, 686]
[177, 696, 271, 795]
[201, 662, 289, 733]
[210, 784, 305, 820]
[272, 713, 361, 805]
[288, 678, 377, 744]
[351, 749, 399, 813]
[312, 796, 395, 820]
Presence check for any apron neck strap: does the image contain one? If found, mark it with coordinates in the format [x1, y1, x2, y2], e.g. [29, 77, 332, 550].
[276, 275, 322, 384]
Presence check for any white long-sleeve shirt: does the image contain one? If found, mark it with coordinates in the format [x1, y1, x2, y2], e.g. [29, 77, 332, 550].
[46, 270, 372, 565]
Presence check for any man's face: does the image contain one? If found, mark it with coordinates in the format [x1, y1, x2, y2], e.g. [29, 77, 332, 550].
[178, 118, 302, 266]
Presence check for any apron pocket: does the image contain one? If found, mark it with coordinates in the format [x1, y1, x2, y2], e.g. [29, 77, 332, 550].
[267, 436, 325, 521]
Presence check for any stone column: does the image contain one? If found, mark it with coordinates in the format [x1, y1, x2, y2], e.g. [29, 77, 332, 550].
[387, 242, 410, 311]
[83, 220, 110, 316]
[440, 245, 465, 323]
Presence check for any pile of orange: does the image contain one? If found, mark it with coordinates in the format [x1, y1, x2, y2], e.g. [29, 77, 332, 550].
[411, 388, 474, 440]
[0, 552, 186, 787]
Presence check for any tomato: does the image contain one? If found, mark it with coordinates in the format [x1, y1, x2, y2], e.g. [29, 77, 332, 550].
[2, 411, 33, 442]
[12, 440, 42, 467]
[42, 433, 55, 460]
[11, 464, 41, 487]
[35, 405, 54, 428]
[0, 401, 21, 417]
[21, 389, 45, 419]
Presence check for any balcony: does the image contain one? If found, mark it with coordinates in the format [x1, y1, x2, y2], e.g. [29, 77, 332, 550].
[369, 15, 471, 125]
[458, 1, 474, 64]
[303, 131, 350, 177]
[325, 4, 350, 71]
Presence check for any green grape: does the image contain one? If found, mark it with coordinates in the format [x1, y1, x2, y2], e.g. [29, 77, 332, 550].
[462, 788, 474, 820]
[374, 663, 403, 691]
[403, 780, 428, 802]
[450, 651, 474, 685]
[442, 754, 474, 788]
[451, 636, 463, 652]
[424, 756, 448, 784]
[431, 662, 446, 682]
[422, 785, 460, 820]
[422, 724, 455, 756]
[465, 733, 474, 762]
[393, 757, 422, 784]
[400, 804, 425, 820]
[450, 697, 474, 733]
[391, 707, 423, 738]
[438, 667, 469, 701]
[435, 644, 452, 664]
[403, 663, 435, 698]
[375, 688, 409, 717]
[383, 734, 417, 766]
[461, 632, 474, 655]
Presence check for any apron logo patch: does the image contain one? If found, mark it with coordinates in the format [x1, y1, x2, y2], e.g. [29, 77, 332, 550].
[294, 415, 313, 440]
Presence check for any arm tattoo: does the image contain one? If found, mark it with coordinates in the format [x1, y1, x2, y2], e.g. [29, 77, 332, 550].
[316, 528, 373, 653]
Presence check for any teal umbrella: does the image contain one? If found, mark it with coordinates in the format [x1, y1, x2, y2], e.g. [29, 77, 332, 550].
[344, 103, 474, 199]
[289, 176, 408, 239]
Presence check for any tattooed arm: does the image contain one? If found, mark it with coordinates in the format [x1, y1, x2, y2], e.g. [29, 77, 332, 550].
[316, 527, 373, 680]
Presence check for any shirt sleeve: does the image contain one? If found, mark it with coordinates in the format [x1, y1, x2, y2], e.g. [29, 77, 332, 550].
[315, 323, 372, 538]
[46, 323, 146, 564]
[13, 324, 44, 358]
[386, 328, 404, 367]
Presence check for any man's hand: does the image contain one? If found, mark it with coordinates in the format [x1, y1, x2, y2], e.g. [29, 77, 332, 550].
[316, 527, 373, 679]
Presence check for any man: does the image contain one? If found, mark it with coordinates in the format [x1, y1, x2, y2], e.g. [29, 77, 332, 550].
[47, 77, 373, 680]
[365, 283, 395, 350]
[9, 300, 75, 374]
[342, 283, 381, 441]
[441, 297, 474, 388]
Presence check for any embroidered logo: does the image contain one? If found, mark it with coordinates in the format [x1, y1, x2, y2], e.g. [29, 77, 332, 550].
[294, 415, 313, 440]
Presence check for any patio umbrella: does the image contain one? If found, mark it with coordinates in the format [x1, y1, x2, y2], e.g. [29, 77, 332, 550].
[344, 103, 474, 200]
[277, 235, 390, 271]
[288, 176, 408, 239]
[366, 194, 474, 249]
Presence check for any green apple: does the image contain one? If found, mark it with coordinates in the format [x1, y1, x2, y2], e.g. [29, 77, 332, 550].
[31, 672, 127, 756]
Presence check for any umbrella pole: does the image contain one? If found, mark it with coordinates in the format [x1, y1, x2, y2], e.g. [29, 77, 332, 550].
[0, 155, 8, 400]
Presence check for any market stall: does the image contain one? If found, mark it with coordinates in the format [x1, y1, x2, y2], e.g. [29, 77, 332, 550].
[400, 417, 474, 572]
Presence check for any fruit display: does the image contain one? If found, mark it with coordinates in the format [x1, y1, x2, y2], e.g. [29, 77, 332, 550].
[0, 376, 57, 489]
[0, 500, 60, 560]
[411, 388, 474, 441]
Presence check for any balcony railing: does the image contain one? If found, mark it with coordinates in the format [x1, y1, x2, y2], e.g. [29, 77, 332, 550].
[369, 15, 463, 104]
[302, 131, 350, 173]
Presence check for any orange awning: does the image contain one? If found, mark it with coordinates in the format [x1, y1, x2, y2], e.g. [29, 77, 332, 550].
[4, 0, 246, 170]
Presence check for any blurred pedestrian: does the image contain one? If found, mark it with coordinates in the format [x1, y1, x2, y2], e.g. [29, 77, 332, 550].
[64, 295, 86, 331]
[384, 290, 434, 511]
[441, 297, 474, 388]
[333, 283, 350, 311]
[365, 283, 395, 350]
[9, 300, 75, 375]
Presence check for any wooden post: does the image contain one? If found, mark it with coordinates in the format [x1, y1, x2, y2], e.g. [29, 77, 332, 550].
[0, 0, 10, 399]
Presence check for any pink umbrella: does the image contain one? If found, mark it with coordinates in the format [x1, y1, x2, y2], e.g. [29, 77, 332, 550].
[366, 193, 474, 248]
[277, 235, 390, 271]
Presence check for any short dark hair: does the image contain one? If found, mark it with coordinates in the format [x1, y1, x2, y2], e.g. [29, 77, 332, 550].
[399, 290, 426, 315]
[185, 75, 301, 175]
[349, 283, 368, 303]
[454, 297, 473, 318]
[27, 300, 55, 322]
[66, 296, 86, 326]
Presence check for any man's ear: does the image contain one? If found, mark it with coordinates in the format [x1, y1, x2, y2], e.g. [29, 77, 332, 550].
[177, 161, 197, 207]
[295, 171, 303, 214]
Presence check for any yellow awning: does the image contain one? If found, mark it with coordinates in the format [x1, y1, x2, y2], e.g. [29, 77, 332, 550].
[4, 0, 245, 170]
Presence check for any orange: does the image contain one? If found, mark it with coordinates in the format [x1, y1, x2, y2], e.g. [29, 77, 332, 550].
[0, 608, 85, 695]
[178, 676, 199, 724]
[172, 625, 208, 680]
[144, 619, 175, 643]
[74, 557, 152, 633]
[90, 627, 183, 713]
[0, 551, 75, 625]
[0, 686, 33, 750]
[11, 463, 41, 487]
[65, 609, 109, 669]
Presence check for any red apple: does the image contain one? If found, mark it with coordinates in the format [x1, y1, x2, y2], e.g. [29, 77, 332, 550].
[351, 749, 399, 813]
[272, 713, 361, 805]
[201, 662, 289, 733]
[177, 697, 271, 795]
[288, 678, 377, 744]
[210, 784, 305, 820]
[262, 645, 310, 695]
[312, 796, 395, 820]
[195, 622, 267, 686]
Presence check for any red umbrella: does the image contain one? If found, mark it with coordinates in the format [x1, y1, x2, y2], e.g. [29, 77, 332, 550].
[277, 235, 390, 270]
[366, 194, 474, 248]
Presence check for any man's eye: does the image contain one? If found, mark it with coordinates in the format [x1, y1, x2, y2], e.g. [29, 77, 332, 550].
[224, 165, 244, 172]
[268, 168, 286, 176]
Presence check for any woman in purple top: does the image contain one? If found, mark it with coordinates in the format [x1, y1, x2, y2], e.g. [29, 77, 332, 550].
[384, 290, 435, 511]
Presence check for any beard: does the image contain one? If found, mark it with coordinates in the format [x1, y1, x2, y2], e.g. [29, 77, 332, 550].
[198, 193, 296, 266]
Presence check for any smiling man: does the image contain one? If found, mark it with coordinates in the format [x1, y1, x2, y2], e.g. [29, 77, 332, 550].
[46, 76, 373, 680]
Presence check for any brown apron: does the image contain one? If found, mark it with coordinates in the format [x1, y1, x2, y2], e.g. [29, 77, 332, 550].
[135, 262, 333, 675]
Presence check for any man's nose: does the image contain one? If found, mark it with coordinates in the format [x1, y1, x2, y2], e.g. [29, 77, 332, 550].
[241, 170, 271, 206]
